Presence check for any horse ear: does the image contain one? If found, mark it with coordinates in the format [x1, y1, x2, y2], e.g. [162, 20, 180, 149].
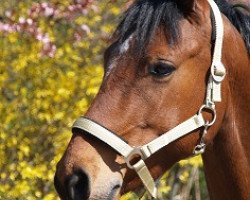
[176, 0, 196, 13]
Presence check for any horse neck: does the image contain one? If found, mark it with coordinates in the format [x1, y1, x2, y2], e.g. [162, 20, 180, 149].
[202, 22, 250, 200]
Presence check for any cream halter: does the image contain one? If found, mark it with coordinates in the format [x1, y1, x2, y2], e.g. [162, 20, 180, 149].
[72, 0, 226, 198]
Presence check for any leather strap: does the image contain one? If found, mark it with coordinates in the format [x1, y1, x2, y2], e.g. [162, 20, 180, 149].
[207, 0, 226, 104]
[73, 117, 134, 158]
[140, 114, 205, 158]
[133, 160, 157, 198]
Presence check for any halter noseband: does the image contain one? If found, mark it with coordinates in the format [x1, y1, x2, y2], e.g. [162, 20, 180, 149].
[72, 0, 226, 198]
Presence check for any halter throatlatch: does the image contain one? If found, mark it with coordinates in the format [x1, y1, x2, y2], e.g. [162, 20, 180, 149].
[72, 0, 226, 198]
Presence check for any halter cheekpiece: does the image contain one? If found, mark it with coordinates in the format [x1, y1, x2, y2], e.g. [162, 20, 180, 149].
[72, 0, 226, 198]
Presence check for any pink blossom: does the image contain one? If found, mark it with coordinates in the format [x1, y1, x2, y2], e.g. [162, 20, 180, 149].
[5, 10, 12, 18]
[1, 0, 95, 57]
[27, 18, 33, 25]
[44, 7, 54, 17]
[41, 43, 56, 58]
[41, 2, 49, 9]
[80, 24, 90, 34]
[19, 17, 26, 24]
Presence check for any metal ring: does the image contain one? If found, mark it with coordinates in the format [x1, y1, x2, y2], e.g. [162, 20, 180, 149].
[198, 105, 217, 127]
[193, 143, 206, 155]
[125, 148, 144, 169]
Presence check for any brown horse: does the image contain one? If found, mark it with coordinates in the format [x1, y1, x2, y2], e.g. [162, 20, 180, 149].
[54, 0, 250, 199]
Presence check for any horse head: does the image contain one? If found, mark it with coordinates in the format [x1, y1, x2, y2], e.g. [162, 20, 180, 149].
[54, 0, 250, 199]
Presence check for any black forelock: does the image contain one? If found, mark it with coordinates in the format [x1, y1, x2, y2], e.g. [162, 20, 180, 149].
[113, 0, 184, 54]
[113, 0, 250, 55]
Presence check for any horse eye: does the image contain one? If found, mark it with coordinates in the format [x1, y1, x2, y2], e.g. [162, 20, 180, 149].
[149, 63, 176, 77]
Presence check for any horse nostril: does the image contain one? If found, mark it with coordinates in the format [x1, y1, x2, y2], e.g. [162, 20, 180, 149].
[67, 170, 90, 200]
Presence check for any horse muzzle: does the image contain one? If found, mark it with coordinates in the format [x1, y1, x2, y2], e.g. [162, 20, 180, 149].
[54, 167, 122, 200]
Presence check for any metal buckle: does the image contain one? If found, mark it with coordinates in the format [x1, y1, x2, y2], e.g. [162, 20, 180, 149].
[211, 62, 226, 82]
[125, 147, 146, 169]
[198, 104, 216, 127]
[193, 143, 206, 155]
[193, 125, 208, 155]
[194, 105, 217, 155]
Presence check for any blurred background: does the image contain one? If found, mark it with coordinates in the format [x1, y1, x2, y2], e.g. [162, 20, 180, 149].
[2, 0, 247, 199]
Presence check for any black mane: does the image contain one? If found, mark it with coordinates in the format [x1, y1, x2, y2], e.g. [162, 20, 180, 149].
[215, 0, 250, 54]
[114, 0, 250, 54]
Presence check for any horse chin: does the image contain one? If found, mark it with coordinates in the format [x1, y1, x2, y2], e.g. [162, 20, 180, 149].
[87, 179, 122, 200]
[89, 187, 121, 200]
[88, 194, 121, 200]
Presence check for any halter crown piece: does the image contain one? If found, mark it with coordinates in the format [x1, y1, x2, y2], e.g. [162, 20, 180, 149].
[72, 0, 226, 198]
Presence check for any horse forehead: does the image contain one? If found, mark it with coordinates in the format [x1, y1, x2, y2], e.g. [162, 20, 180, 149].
[105, 36, 134, 76]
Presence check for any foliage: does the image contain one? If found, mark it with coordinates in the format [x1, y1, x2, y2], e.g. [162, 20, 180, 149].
[0, 0, 208, 199]
[0, 0, 122, 199]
